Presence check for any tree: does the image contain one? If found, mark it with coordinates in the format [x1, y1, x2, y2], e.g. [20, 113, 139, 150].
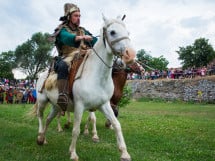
[136, 49, 152, 64]
[14, 32, 54, 79]
[136, 49, 169, 71]
[177, 38, 215, 69]
[150, 56, 169, 71]
[0, 51, 15, 79]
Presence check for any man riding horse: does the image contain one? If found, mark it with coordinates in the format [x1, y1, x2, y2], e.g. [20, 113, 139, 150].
[52, 3, 97, 112]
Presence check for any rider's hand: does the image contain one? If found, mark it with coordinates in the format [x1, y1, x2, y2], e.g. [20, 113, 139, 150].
[75, 35, 92, 42]
[75, 36, 83, 42]
[83, 35, 92, 42]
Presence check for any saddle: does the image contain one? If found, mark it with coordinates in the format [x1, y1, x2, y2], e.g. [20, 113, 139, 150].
[68, 52, 87, 97]
[39, 51, 89, 99]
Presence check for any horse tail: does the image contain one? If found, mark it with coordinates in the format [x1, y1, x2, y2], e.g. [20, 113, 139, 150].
[23, 101, 38, 121]
[32, 101, 38, 116]
[26, 101, 38, 117]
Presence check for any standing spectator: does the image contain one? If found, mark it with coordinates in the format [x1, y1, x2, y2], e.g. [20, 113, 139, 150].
[170, 68, 175, 79]
[0, 86, 5, 104]
[6, 87, 14, 104]
[144, 71, 150, 80]
[167, 69, 171, 79]
[28, 89, 36, 104]
[200, 66, 207, 77]
[32, 88, 37, 103]
[151, 70, 156, 80]
[22, 89, 29, 103]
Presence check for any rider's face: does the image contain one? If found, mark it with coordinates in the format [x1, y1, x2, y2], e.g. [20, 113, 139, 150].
[70, 11, 80, 27]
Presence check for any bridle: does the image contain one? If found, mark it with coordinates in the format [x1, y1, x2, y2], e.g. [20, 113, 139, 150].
[89, 20, 130, 68]
[102, 20, 130, 56]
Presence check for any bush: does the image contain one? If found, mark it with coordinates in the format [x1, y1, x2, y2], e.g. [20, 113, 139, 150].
[118, 85, 132, 108]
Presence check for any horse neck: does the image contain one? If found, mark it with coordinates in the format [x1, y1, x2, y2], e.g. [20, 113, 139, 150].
[85, 40, 114, 81]
[126, 65, 141, 75]
[112, 71, 127, 89]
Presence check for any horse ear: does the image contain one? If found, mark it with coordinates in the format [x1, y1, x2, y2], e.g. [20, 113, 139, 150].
[121, 14, 126, 21]
[116, 15, 126, 21]
[102, 14, 108, 23]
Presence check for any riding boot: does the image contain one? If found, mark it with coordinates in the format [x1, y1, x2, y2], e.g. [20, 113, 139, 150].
[57, 79, 69, 111]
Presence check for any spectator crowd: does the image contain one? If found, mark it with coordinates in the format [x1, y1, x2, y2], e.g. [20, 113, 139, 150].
[0, 64, 215, 104]
[0, 79, 36, 104]
[128, 65, 215, 80]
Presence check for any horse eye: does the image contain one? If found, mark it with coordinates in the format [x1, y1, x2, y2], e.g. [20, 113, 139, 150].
[110, 30, 116, 36]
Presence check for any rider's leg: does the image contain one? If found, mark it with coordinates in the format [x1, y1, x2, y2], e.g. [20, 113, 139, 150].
[56, 60, 69, 111]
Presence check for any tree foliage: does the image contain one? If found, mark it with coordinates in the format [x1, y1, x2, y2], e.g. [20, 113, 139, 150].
[177, 38, 215, 69]
[0, 51, 15, 79]
[118, 85, 132, 108]
[14, 32, 53, 79]
[136, 49, 169, 71]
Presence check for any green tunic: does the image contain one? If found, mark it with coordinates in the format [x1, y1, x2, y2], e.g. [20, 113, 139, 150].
[55, 25, 97, 55]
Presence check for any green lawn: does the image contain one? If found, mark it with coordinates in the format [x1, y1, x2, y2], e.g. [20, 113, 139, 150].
[0, 101, 214, 161]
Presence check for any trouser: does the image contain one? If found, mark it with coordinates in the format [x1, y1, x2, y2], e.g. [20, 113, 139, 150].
[55, 59, 69, 111]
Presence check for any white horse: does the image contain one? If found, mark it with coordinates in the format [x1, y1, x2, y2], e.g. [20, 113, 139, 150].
[33, 15, 136, 161]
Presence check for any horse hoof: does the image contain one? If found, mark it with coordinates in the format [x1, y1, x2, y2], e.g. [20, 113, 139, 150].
[37, 134, 45, 145]
[71, 157, 79, 161]
[37, 139, 44, 145]
[84, 130, 89, 136]
[57, 128, 63, 132]
[70, 152, 79, 161]
[120, 158, 131, 161]
[64, 123, 70, 129]
[92, 136, 100, 143]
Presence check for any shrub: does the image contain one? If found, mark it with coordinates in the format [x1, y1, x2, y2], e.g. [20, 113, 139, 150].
[118, 85, 132, 108]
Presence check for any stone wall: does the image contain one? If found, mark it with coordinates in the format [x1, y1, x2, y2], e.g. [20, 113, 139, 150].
[127, 76, 215, 102]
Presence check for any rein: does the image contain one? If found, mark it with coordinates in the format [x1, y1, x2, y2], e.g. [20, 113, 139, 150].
[91, 45, 113, 68]
[89, 44, 124, 69]
[88, 41, 113, 68]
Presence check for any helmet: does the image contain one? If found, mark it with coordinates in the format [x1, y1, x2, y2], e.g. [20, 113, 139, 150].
[64, 3, 80, 16]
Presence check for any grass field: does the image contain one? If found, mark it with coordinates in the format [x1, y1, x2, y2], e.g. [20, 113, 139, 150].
[0, 100, 214, 161]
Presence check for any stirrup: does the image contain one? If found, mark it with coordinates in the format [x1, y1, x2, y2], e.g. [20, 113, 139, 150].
[58, 93, 68, 101]
[57, 93, 69, 111]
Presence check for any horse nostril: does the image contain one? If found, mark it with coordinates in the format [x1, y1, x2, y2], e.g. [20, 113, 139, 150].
[126, 49, 129, 56]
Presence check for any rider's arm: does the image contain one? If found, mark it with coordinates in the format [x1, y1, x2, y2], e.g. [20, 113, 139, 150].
[58, 28, 80, 47]
[84, 29, 98, 46]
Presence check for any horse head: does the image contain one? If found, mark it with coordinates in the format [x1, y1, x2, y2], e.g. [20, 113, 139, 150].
[126, 61, 145, 75]
[102, 15, 136, 65]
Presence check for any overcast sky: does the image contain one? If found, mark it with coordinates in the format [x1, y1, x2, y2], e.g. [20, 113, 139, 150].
[1, 0, 215, 71]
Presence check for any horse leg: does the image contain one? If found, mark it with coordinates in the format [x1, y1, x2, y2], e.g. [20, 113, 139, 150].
[105, 119, 113, 129]
[100, 102, 131, 161]
[69, 106, 84, 161]
[57, 111, 71, 132]
[44, 105, 59, 134]
[37, 101, 48, 145]
[37, 104, 59, 145]
[83, 112, 90, 135]
[64, 111, 71, 129]
[105, 103, 118, 129]
[84, 112, 99, 142]
[57, 112, 63, 132]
